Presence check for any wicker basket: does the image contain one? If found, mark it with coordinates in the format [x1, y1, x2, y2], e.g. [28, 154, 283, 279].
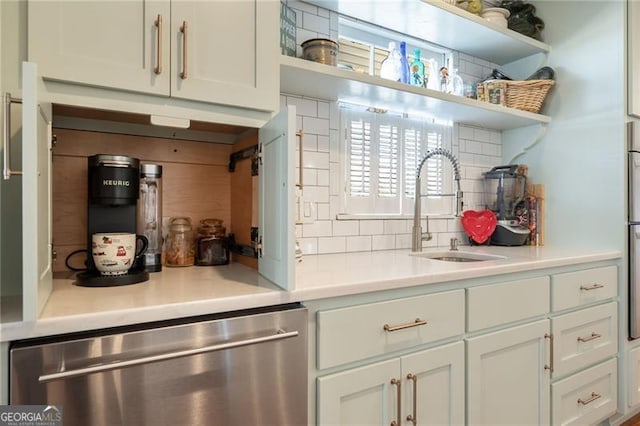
[477, 79, 555, 113]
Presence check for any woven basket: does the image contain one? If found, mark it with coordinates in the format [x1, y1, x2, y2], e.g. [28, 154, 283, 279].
[478, 79, 555, 113]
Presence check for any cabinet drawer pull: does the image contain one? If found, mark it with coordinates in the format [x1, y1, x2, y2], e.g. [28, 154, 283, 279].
[390, 378, 401, 426]
[577, 392, 601, 405]
[154, 14, 163, 75]
[406, 373, 417, 425]
[180, 21, 188, 79]
[580, 283, 604, 291]
[544, 333, 554, 373]
[3, 93, 22, 180]
[577, 332, 602, 343]
[383, 318, 427, 332]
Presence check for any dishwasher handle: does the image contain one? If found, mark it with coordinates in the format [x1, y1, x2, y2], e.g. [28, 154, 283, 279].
[39, 329, 299, 383]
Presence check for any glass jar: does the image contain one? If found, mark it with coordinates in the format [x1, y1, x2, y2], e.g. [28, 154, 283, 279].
[196, 218, 229, 266]
[165, 217, 195, 267]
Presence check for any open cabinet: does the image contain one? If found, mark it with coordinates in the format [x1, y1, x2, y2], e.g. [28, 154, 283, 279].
[2, 62, 296, 324]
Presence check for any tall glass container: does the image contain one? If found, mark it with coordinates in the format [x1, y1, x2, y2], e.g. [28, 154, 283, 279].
[137, 164, 163, 272]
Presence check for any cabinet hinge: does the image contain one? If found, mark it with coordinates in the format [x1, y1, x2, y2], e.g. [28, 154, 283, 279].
[256, 236, 263, 258]
[257, 143, 263, 166]
[51, 134, 57, 150]
[52, 247, 57, 262]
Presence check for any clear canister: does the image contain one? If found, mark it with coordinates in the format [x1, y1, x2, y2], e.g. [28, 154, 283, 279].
[165, 217, 195, 267]
[137, 164, 163, 272]
[196, 219, 229, 266]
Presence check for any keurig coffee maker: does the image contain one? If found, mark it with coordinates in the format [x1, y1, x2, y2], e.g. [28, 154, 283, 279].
[76, 154, 149, 286]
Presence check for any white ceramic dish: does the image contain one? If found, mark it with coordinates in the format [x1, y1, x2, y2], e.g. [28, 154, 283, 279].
[481, 7, 510, 27]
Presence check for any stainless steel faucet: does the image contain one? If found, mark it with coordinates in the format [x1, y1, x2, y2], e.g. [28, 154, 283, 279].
[412, 148, 463, 252]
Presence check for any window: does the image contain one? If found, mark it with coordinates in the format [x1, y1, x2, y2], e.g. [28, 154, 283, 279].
[340, 107, 454, 217]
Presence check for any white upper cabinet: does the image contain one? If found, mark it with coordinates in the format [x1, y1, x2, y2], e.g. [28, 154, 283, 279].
[27, 0, 278, 112]
[170, 0, 278, 111]
[27, 1, 170, 96]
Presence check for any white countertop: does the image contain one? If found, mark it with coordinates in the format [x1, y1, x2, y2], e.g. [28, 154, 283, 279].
[0, 246, 621, 341]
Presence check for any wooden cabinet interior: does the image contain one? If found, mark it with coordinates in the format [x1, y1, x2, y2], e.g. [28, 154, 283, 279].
[51, 106, 258, 272]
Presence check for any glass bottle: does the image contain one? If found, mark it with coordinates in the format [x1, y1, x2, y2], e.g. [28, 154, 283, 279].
[196, 218, 229, 266]
[399, 42, 410, 84]
[410, 48, 425, 87]
[448, 68, 465, 96]
[380, 42, 402, 82]
[137, 164, 162, 272]
[165, 217, 195, 267]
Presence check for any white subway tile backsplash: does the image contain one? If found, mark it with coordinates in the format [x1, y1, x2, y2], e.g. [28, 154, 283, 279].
[303, 133, 318, 151]
[329, 130, 340, 162]
[459, 125, 474, 140]
[317, 169, 330, 186]
[318, 236, 346, 253]
[372, 235, 396, 250]
[395, 234, 412, 249]
[304, 185, 330, 203]
[303, 168, 318, 186]
[289, 1, 318, 15]
[384, 220, 409, 235]
[482, 142, 501, 157]
[333, 220, 359, 236]
[287, 96, 318, 117]
[304, 151, 330, 169]
[347, 236, 372, 252]
[473, 128, 492, 143]
[316, 202, 330, 220]
[318, 101, 330, 119]
[303, 116, 330, 135]
[302, 12, 330, 35]
[359, 220, 383, 235]
[317, 135, 330, 152]
[329, 162, 340, 195]
[303, 220, 332, 237]
[298, 237, 318, 255]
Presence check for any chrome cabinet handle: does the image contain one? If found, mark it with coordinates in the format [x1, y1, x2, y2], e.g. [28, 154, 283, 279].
[3, 93, 22, 180]
[390, 378, 401, 426]
[296, 130, 303, 189]
[406, 373, 417, 425]
[544, 333, 554, 373]
[39, 329, 298, 383]
[580, 283, 604, 291]
[154, 14, 163, 75]
[180, 21, 188, 79]
[383, 318, 428, 332]
[577, 332, 602, 343]
[577, 392, 601, 405]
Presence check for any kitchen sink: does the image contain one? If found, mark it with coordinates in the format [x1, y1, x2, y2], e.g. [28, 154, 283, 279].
[410, 251, 506, 262]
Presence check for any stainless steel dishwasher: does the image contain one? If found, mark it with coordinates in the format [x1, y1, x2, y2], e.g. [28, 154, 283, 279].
[10, 303, 307, 426]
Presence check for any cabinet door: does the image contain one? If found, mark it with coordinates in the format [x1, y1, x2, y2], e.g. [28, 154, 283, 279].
[28, 0, 170, 95]
[21, 62, 53, 320]
[258, 106, 295, 290]
[170, 0, 278, 111]
[401, 341, 465, 426]
[317, 358, 400, 425]
[467, 319, 551, 425]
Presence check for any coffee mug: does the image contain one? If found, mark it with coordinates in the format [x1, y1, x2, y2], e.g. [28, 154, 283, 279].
[92, 233, 148, 276]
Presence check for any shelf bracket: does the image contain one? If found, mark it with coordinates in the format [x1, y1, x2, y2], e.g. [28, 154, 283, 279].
[228, 144, 259, 175]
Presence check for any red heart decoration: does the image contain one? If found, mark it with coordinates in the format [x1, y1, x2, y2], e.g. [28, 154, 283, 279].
[461, 210, 497, 244]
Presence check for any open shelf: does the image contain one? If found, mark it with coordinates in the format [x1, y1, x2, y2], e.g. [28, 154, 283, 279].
[280, 55, 551, 130]
[305, 0, 550, 65]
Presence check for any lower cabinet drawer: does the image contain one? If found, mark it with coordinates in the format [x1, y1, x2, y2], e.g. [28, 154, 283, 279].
[551, 358, 617, 426]
[551, 302, 618, 378]
[551, 266, 617, 312]
[467, 276, 549, 332]
[317, 290, 464, 369]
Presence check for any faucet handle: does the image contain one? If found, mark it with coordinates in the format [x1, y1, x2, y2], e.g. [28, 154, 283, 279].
[450, 238, 459, 251]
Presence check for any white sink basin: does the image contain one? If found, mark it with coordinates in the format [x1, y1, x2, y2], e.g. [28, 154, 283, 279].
[410, 251, 506, 262]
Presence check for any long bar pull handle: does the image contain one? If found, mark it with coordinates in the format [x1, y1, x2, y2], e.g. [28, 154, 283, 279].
[180, 21, 188, 79]
[3, 93, 23, 180]
[406, 373, 417, 426]
[580, 283, 604, 291]
[390, 378, 401, 426]
[154, 14, 163, 75]
[577, 332, 602, 343]
[577, 392, 601, 406]
[384, 318, 427, 332]
[544, 333, 554, 373]
[296, 130, 303, 189]
[39, 329, 298, 383]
